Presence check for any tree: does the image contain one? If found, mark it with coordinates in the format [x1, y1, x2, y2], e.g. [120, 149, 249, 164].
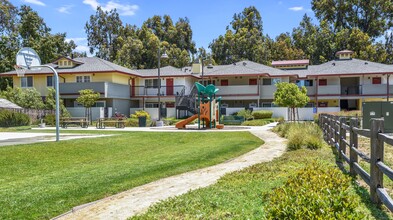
[45, 88, 70, 117]
[0, 86, 44, 109]
[311, 0, 393, 39]
[210, 6, 267, 65]
[85, 6, 122, 60]
[273, 82, 310, 121]
[76, 89, 100, 123]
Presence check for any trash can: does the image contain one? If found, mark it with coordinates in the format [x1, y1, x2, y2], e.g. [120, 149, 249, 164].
[138, 116, 146, 127]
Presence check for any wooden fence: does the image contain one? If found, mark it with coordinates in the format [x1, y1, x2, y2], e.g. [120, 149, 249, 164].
[2, 108, 55, 123]
[319, 114, 393, 211]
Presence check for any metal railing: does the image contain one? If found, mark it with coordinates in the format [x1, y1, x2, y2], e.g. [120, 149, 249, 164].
[131, 85, 185, 97]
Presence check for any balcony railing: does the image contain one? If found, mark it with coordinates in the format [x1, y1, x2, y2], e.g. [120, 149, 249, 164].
[341, 85, 361, 95]
[215, 85, 258, 96]
[59, 82, 130, 99]
[131, 85, 185, 97]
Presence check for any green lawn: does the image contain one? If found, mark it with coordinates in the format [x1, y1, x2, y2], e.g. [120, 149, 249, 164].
[132, 145, 393, 220]
[0, 131, 262, 219]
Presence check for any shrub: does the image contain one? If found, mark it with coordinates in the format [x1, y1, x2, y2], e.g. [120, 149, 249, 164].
[241, 118, 275, 126]
[252, 110, 273, 119]
[265, 162, 364, 219]
[236, 109, 253, 120]
[0, 109, 30, 127]
[125, 118, 152, 127]
[273, 122, 323, 150]
[130, 110, 151, 120]
[44, 114, 56, 126]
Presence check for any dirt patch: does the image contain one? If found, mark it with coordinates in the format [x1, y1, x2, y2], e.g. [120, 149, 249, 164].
[54, 123, 286, 220]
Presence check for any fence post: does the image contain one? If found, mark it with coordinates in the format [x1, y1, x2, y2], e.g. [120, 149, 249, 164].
[349, 118, 358, 177]
[370, 118, 384, 205]
[328, 115, 333, 145]
[335, 116, 340, 153]
[339, 117, 347, 158]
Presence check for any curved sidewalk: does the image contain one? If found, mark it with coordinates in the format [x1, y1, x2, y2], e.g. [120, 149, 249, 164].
[54, 123, 286, 220]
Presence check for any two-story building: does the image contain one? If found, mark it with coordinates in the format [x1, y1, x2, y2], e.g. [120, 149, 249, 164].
[2, 50, 393, 120]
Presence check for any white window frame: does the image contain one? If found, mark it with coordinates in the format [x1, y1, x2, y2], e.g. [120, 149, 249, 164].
[21, 76, 33, 88]
[76, 75, 91, 83]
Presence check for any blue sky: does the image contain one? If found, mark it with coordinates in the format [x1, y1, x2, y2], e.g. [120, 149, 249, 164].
[11, 0, 316, 55]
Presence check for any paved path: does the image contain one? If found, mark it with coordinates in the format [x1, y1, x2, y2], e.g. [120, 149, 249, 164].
[54, 123, 286, 220]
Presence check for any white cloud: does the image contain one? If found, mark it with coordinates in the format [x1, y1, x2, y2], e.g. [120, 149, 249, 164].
[83, 0, 139, 16]
[57, 5, 74, 14]
[289, 6, 304, 11]
[65, 38, 93, 56]
[23, 0, 45, 6]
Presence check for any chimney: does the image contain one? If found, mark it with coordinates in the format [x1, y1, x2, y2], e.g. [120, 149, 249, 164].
[335, 50, 353, 60]
[192, 62, 202, 74]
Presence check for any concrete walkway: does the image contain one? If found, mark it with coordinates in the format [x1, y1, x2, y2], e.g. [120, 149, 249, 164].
[54, 123, 286, 220]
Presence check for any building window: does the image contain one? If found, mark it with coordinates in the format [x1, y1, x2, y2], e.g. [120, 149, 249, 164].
[76, 75, 91, 83]
[249, 79, 257, 85]
[221, 79, 228, 86]
[262, 78, 279, 85]
[319, 79, 327, 86]
[21, 76, 33, 87]
[145, 79, 158, 88]
[145, 103, 159, 108]
[372, 77, 381, 84]
[94, 101, 105, 107]
[296, 79, 313, 87]
[47, 76, 53, 87]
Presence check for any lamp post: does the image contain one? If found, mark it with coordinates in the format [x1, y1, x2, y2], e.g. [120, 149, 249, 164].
[157, 46, 168, 125]
[200, 56, 213, 86]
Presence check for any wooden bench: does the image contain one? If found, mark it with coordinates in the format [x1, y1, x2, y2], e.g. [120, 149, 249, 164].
[61, 117, 88, 128]
[96, 118, 126, 129]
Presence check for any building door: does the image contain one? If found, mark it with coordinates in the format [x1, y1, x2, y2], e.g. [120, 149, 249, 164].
[166, 78, 174, 95]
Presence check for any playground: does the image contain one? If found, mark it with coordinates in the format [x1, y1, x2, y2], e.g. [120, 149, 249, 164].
[176, 82, 224, 130]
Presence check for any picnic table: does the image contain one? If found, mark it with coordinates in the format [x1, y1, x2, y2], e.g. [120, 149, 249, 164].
[61, 117, 88, 128]
[96, 117, 126, 129]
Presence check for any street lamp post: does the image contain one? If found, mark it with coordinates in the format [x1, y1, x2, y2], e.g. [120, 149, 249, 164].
[200, 57, 213, 86]
[157, 46, 168, 126]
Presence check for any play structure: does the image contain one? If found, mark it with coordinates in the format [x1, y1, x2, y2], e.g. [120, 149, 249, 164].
[176, 82, 224, 129]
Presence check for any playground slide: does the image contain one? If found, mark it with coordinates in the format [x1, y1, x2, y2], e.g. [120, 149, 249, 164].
[175, 114, 198, 129]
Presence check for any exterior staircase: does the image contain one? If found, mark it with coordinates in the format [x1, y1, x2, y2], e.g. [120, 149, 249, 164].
[175, 85, 198, 115]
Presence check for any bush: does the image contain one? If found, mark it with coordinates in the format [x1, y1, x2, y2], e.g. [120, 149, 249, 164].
[44, 114, 56, 126]
[0, 109, 30, 127]
[130, 110, 151, 120]
[236, 109, 253, 120]
[241, 118, 275, 126]
[125, 118, 152, 127]
[252, 110, 273, 119]
[273, 122, 323, 150]
[265, 162, 364, 219]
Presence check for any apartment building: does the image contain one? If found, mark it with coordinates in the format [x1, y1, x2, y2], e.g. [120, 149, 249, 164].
[1, 50, 392, 119]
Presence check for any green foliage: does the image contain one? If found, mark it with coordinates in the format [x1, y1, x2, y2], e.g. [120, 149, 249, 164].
[221, 115, 245, 125]
[273, 122, 323, 150]
[130, 110, 151, 120]
[43, 114, 55, 126]
[235, 109, 253, 120]
[0, 86, 44, 109]
[0, 109, 30, 127]
[76, 89, 100, 108]
[252, 110, 273, 119]
[45, 88, 70, 117]
[265, 162, 364, 219]
[274, 82, 309, 121]
[241, 118, 275, 126]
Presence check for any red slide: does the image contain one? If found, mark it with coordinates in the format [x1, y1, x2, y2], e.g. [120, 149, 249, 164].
[175, 114, 198, 129]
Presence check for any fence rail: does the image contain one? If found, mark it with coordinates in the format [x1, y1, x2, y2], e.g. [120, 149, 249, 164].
[319, 113, 393, 212]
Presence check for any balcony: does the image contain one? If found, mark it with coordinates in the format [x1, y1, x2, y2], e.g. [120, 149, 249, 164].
[59, 82, 130, 99]
[362, 84, 387, 95]
[341, 85, 361, 95]
[317, 85, 340, 95]
[132, 86, 185, 97]
[215, 85, 258, 96]
[260, 85, 276, 99]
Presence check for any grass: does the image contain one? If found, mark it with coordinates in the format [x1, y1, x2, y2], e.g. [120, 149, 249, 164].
[0, 131, 262, 219]
[0, 125, 32, 132]
[132, 133, 392, 219]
